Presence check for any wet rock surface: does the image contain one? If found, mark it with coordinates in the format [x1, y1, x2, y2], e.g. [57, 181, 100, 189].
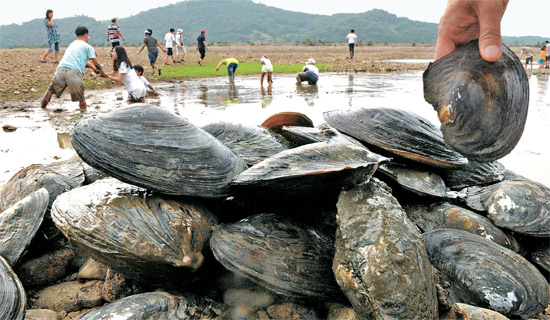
[16, 247, 74, 287]
[33, 281, 85, 313]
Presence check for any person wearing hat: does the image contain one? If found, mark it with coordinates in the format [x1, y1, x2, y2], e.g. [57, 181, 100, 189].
[107, 18, 125, 49]
[519, 46, 534, 70]
[175, 29, 187, 63]
[260, 55, 273, 86]
[296, 58, 319, 85]
[137, 29, 166, 76]
[196, 29, 209, 66]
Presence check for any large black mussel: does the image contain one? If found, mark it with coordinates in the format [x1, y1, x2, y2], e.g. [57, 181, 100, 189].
[0, 188, 48, 265]
[424, 229, 548, 318]
[71, 104, 247, 198]
[0, 256, 26, 320]
[51, 178, 218, 284]
[333, 178, 439, 319]
[423, 40, 529, 161]
[230, 142, 384, 198]
[324, 107, 468, 168]
[376, 162, 448, 198]
[201, 121, 290, 166]
[77, 292, 223, 319]
[210, 213, 343, 300]
[440, 161, 505, 190]
[280, 123, 364, 147]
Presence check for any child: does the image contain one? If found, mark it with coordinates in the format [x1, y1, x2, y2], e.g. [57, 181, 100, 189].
[538, 46, 546, 69]
[133, 64, 159, 97]
[260, 55, 273, 86]
[107, 46, 147, 102]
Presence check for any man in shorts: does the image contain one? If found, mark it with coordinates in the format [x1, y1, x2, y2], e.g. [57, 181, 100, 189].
[163, 28, 176, 65]
[41, 26, 107, 110]
[107, 18, 125, 49]
[196, 29, 209, 66]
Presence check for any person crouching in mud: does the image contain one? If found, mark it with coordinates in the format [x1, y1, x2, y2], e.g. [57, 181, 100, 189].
[296, 58, 319, 85]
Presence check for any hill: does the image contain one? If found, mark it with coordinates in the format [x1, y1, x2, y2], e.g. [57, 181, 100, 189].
[0, 0, 546, 48]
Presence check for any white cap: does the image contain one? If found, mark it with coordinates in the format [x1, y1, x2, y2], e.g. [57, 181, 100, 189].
[144, 30, 151, 34]
[306, 58, 316, 65]
[177, 29, 183, 34]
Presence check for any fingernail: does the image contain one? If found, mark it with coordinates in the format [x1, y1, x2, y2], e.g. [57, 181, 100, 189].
[484, 45, 501, 59]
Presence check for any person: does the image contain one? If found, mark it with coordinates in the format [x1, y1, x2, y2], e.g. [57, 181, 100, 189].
[519, 47, 534, 70]
[260, 55, 273, 86]
[40, 9, 60, 63]
[107, 18, 125, 50]
[296, 58, 319, 85]
[196, 29, 209, 66]
[435, 0, 508, 62]
[41, 26, 107, 109]
[216, 58, 239, 83]
[175, 29, 187, 63]
[163, 28, 176, 65]
[133, 64, 159, 96]
[106, 46, 147, 102]
[538, 45, 546, 69]
[545, 41, 550, 69]
[346, 29, 358, 59]
[137, 29, 166, 76]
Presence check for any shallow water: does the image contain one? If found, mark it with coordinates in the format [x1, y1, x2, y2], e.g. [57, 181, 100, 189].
[1, 71, 548, 187]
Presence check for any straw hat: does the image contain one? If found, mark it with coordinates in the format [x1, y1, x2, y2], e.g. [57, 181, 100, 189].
[177, 29, 183, 34]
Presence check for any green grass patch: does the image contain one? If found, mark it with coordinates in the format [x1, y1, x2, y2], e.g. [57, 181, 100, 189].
[158, 62, 327, 80]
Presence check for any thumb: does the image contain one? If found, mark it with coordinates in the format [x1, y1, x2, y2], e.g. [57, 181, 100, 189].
[476, 1, 507, 62]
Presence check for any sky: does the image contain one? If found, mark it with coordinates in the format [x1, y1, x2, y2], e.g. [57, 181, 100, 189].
[0, 0, 546, 38]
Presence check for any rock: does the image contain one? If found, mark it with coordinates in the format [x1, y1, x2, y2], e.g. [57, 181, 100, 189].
[16, 247, 74, 287]
[2, 124, 17, 132]
[78, 258, 108, 281]
[115, 92, 123, 100]
[24, 309, 60, 320]
[77, 280, 104, 308]
[102, 268, 140, 303]
[33, 281, 85, 312]
[265, 303, 319, 320]
[225, 288, 274, 319]
[440, 303, 510, 320]
[326, 303, 357, 320]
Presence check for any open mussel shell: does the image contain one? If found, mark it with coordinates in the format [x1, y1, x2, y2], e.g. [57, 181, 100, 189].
[280, 123, 364, 147]
[77, 292, 223, 319]
[210, 213, 343, 300]
[261, 111, 313, 134]
[324, 107, 468, 168]
[202, 121, 290, 166]
[440, 161, 505, 190]
[423, 40, 529, 161]
[0, 188, 48, 265]
[376, 162, 448, 198]
[424, 229, 549, 318]
[532, 244, 550, 273]
[334, 178, 438, 319]
[484, 180, 550, 237]
[71, 104, 247, 198]
[0, 256, 26, 320]
[230, 142, 384, 197]
[51, 178, 218, 284]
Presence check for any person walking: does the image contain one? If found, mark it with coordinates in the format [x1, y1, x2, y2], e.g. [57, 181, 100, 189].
[346, 29, 358, 59]
[216, 58, 239, 83]
[163, 28, 176, 65]
[41, 26, 107, 110]
[137, 29, 166, 76]
[40, 9, 61, 63]
[107, 18, 125, 50]
[175, 29, 187, 63]
[296, 58, 319, 85]
[196, 29, 209, 66]
[519, 46, 534, 70]
[260, 55, 273, 85]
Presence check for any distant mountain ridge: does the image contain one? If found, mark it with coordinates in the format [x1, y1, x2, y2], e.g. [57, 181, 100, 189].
[0, 0, 545, 48]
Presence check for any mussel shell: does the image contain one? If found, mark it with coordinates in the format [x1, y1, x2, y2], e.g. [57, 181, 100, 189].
[77, 292, 223, 320]
[0, 188, 48, 265]
[0, 256, 26, 320]
[261, 112, 313, 134]
[377, 162, 448, 197]
[440, 161, 505, 190]
[423, 229, 549, 318]
[210, 213, 342, 300]
[484, 180, 550, 237]
[230, 142, 384, 197]
[51, 178, 217, 284]
[71, 104, 247, 198]
[280, 123, 364, 147]
[423, 40, 529, 161]
[532, 244, 550, 273]
[0, 157, 84, 211]
[442, 303, 510, 320]
[403, 202, 517, 251]
[201, 121, 290, 166]
[333, 178, 439, 319]
[324, 107, 468, 168]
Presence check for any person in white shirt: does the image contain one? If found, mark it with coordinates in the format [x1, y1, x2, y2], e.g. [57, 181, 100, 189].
[296, 58, 319, 85]
[133, 64, 159, 97]
[175, 29, 187, 63]
[346, 29, 358, 59]
[107, 46, 147, 102]
[163, 28, 176, 65]
[260, 55, 273, 86]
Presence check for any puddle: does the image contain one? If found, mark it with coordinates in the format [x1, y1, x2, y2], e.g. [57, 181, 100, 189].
[1, 72, 549, 187]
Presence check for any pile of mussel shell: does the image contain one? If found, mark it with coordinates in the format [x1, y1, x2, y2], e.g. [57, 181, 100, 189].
[0, 81, 547, 320]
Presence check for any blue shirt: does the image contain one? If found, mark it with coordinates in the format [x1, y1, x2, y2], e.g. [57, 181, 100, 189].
[44, 18, 60, 43]
[58, 40, 96, 74]
[197, 34, 206, 49]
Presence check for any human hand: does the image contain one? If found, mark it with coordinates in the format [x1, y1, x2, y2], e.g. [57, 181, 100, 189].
[216, 67, 219, 72]
[435, 0, 508, 62]
[153, 90, 159, 96]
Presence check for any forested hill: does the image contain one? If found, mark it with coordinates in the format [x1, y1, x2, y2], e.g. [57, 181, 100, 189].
[0, 0, 545, 48]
